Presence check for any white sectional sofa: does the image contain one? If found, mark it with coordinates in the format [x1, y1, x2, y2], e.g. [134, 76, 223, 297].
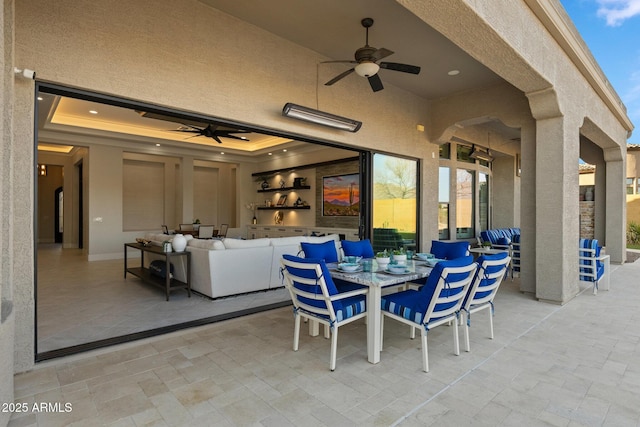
[141, 233, 341, 299]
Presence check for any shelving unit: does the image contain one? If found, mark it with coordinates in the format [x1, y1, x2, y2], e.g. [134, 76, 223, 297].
[257, 206, 310, 210]
[257, 185, 310, 193]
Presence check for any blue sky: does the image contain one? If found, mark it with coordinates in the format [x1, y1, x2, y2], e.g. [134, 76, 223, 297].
[560, 0, 640, 144]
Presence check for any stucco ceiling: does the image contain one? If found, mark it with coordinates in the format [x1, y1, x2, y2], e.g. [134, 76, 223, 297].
[38, 0, 517, 156]
[198, 0, 503, 99]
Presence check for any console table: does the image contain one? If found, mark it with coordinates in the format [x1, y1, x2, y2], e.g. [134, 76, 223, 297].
[124, 243, 191, 301]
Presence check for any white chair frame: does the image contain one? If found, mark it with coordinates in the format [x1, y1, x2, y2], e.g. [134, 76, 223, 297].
[380, 262, 477, 372]
[461, 256, 510, 352]
[281, 258, 368, 371]
[578, 245, 610, 295]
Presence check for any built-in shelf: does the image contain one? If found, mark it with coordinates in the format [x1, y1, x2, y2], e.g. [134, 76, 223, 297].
[256, 206, 311, 210]
[257, 185, 310, 193]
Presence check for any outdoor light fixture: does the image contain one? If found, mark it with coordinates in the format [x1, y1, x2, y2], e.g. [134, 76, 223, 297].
[282, 103, 362, 132]
[38, 164, 47, 176]
[469, 146, 494, 162]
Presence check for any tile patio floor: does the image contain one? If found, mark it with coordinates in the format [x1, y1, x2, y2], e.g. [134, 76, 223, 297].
[11, 258, 640, 426]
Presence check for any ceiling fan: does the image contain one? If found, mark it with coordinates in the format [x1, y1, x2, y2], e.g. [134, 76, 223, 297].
[323, 18, 421, 92]
[173, 124, 251, 144]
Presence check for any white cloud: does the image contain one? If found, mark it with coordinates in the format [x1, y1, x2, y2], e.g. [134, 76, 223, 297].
[596, 0, 640, 26]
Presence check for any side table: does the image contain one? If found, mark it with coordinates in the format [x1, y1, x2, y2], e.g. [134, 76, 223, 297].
[124, 243, 191, 301]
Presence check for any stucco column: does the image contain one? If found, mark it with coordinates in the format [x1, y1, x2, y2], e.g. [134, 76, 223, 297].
[604, 147, 626, 263]
[527, 88, 580, 304]
[519, 121, 536, 294]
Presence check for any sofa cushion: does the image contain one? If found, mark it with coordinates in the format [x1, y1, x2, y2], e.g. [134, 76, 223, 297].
[223, 238, 270, 249]
[306, 234, 339, 243]
[300, 241, 339, 263]
[188, 238, 225, 250]
[270, 236, 307, 247]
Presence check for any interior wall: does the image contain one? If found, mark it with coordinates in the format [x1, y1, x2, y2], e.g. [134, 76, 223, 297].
[36, 165, 64, 243]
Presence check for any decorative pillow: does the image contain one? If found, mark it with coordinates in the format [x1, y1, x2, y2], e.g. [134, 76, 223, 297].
[341, 239, 375, 258]
[300, 241, 339, 263]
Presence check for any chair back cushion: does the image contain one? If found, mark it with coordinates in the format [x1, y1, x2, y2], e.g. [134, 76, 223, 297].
[430, 240, 470, 260]
[463, 252, 510, 309]
[416, 256, 475, 314]
[579, 238, 603, 281]
[300, 241, 339, 263]
[341, 239, 375, 258]
[281, 254, 342, 311]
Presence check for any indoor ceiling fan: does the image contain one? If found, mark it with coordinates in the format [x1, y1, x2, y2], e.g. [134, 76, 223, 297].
[173, 124, 251, 144]
[323, 18, 421, 92]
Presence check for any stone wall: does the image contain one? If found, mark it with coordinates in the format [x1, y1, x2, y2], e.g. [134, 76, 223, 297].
[580, 201, 595, 239]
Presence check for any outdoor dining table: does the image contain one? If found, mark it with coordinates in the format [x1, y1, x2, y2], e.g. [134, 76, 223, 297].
[328, 259, 433, 364]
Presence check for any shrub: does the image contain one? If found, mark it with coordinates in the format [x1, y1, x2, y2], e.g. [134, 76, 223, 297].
[627, 221, 640, 245]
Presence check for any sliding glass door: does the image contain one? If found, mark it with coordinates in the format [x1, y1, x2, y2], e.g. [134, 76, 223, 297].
[371, 154, 419, 253]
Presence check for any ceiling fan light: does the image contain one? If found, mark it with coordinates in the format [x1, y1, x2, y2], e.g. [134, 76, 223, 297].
[355, 62, 380, 77]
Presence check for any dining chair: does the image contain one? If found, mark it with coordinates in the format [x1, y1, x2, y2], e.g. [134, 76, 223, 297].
[579, 238, 605, 294]
[460, 252, 511, 352]
[281, 254, 368, 371]
[161, 225, 169, 235]
[179, 223, 193, 232]
[197, 225, 215, 239]
[380, 256, 476, 372]
[218, 223, 229, 238]
[341, 239, 375, 258]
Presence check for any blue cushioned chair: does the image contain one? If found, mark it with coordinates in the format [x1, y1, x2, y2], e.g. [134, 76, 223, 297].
[341, 239, 375, 259]
[579, 238, 605, 295]
[511, 234, 520, 279]
[380, 256, 477, 372]
[461, 252, 511, 352]
[281, 254, 368, 371]
[430, 240, 470, 260]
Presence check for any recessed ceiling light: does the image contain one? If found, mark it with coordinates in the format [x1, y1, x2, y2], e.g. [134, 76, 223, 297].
[448, 69, 460, 76]
[268, 152, 273, 156]
[220, 152, 225, 155]
[155, 143, 161, 147]
[283, 149, 287, 152]
[89, 110, 98, 114]
[37, 96, 43, 101]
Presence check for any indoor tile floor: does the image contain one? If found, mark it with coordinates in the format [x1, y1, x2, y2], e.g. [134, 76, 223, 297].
[12, 253, 640, 426]
[36, 244, 290, 354]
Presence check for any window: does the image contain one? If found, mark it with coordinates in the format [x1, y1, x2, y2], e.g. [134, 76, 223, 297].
[456, 169, 475, 239]
[627, 178, 634, 195]
[439, 143, 451, 160]
[439, 167, 450, 240]
[636, 178, 640, 195]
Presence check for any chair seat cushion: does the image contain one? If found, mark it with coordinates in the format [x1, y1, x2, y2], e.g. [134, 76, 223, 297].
[300, 294, 366, 323]
[382, 289, 425, 324]
[341, 239, 375, 258]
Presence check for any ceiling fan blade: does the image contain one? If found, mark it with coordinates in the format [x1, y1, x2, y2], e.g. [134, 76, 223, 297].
[380, 62, 421, 74]
[212, 135, 223, 144]
[325, 68, 355, 86]
[372, 48, 394, 61]
[218, 132, 250, 141]
[368, 73, 384, 92]
[322, 60, 358, 64]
